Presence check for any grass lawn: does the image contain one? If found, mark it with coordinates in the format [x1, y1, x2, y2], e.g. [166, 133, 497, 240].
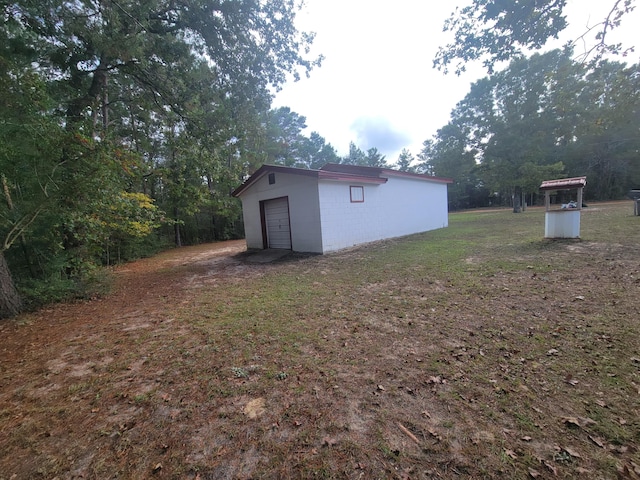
[1, 201, 639, 479]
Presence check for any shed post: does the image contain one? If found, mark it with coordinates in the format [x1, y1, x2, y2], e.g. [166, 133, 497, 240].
[577, 187, 583, 209]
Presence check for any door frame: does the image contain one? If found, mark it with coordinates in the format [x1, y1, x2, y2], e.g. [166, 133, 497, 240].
[259, 196, 292, 250]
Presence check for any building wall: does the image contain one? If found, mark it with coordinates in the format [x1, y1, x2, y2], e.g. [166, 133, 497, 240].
[239, 172, 323, 252]
[318, 175, 449, 253]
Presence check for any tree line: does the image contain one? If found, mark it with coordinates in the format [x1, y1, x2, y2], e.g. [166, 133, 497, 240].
[417, 49, 640, 210]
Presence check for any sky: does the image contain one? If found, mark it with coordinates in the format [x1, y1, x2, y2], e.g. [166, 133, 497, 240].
[272, 0, 640, 164]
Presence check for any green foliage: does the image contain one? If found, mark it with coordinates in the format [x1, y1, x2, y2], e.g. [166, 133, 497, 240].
[0, 0, 320, 314]
[395, 149, 417, 172]
[341, 142, 388, 167]
[422, 49, 640, 207]
[108, 192, 161, 238]
[434, 0, 635, 74]
[245, 107, 339, 169]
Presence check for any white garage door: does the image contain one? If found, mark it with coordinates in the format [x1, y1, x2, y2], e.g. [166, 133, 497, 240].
[264, 197, 291, 249]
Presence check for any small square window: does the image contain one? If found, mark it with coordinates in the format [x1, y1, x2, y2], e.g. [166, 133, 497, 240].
[268, 173, 276, 184]
[350, 185, 364, 203]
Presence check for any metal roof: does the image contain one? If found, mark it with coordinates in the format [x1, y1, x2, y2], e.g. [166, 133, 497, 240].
[232, 163, 453, 197]
[320, 163, 453, 184]
[540, 176, 587, 191]
[231, 164, 387, 197]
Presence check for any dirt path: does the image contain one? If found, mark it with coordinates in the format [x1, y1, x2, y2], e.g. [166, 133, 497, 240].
[1, 240, 248, 362]
[0, 240, 267, 478]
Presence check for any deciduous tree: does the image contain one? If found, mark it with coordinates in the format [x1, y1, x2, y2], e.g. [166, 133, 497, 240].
[0, 0, 320, 315]
[423, 49, 640, 208]
[434, 0, 635, 74]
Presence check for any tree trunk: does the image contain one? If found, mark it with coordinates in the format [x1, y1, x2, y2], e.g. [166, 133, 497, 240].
[512, 187, 522, 213]
[174, 207, 182, 247]
[0, 251, 22, 319]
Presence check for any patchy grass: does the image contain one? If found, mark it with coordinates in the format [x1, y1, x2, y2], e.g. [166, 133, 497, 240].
[1, 203, 639, 479]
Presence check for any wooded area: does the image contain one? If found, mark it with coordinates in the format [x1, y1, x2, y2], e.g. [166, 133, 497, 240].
[0, 0, 331, 315]
[419, 49, 640, 210]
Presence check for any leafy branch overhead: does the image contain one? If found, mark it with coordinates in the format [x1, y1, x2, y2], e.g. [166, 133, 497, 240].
[433, 0, 636, 75]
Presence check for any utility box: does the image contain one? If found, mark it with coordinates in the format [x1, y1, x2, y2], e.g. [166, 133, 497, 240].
[540, 177, 587, 239]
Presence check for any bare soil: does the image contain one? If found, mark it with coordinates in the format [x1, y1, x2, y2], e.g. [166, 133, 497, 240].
[1, 211, 639, 479]
[0, 240, 256, 479]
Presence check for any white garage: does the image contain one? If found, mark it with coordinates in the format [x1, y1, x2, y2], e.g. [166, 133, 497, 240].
[231, 163, 453, 254]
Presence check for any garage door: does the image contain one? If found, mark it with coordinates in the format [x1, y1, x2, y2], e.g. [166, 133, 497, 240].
[264, 197, 291, 249]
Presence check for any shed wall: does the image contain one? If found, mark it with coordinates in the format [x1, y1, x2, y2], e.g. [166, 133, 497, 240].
[239, 172, 323, 252]
[318, 176, 449, 252]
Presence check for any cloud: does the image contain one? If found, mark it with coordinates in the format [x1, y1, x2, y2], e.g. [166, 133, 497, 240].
[349, 116, 412, 157]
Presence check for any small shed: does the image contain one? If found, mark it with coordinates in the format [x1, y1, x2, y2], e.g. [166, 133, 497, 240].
[231, 163, 453, 254]
[539, 176, 587, 239]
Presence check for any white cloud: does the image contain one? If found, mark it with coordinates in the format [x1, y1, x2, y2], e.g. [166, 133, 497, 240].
[273, 0, 640, 162]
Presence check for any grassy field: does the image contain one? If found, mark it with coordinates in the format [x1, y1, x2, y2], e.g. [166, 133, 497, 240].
[1, 201, 639, 479]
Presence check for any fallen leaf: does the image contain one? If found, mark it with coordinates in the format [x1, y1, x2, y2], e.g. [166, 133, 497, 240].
[563, 446, 581, 458]
[322, 437, 337, 447]
[528, 468, 541, 478]
[427, 376, 442, 384]
[562, 416, 581, 428]
[152, 463, 162, 472]
[547, 349, 559, 356]
[543, 461, 557, 475]
[504, 448, 517, 459]
[595, 399, 607, 408]
[564, 374, 579, 386]
[376, 384, 385, 391]
[611, 445, 629, 454]
[562, 416, 596, 428]
[589, 435, 605, 448]
[521, 436, 533, 442]
[618, 417, 628, 425]
[427, 428, 442, 442]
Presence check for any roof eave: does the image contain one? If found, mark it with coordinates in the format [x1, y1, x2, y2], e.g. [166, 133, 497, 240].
[539, 176, 587, 191]
[231, 164, 320, 197]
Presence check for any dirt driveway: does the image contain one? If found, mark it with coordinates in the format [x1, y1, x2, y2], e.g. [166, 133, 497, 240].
[1, 240, 250, 360]
[0, 239, 283, 478]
